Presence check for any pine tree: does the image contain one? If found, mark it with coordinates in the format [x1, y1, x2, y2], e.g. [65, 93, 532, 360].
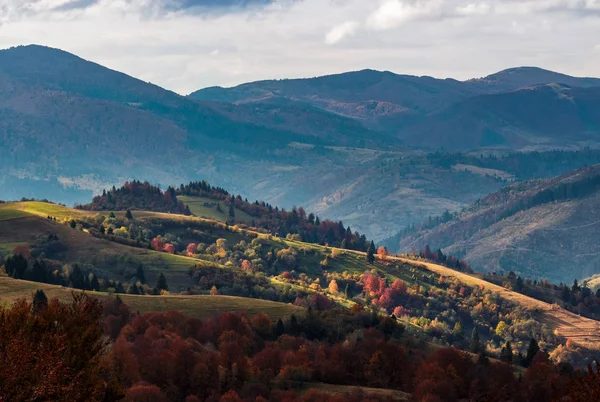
[125, 209, 133, 221]
[524, 338, 540, 367]
[500, 341, 513, 363]
[156, 273, 168, 292]
[136, 264, 146, 284]
[31, 260, 47, 283]
[109, 211, 116, 219]
[340, 239, 347, 249]
[99, 225, 105, 235]
[470, 327, 481, 353]
[129, 283, 139, 295]
[90, 274, 100, 291]
[290, 314, 300, 335]
[228, 195, 235, 218]
[274, 318, 285, 338]
[367, 241, 375, 263]
[32, 289, 48, 314]
[70, 264, 85, 290]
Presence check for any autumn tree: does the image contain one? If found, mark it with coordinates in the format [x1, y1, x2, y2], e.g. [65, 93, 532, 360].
[328, 279, 339, 294]
[377, 246, 388, 260]
[0, 293, 110, 401]
[210, 285, 219, 296]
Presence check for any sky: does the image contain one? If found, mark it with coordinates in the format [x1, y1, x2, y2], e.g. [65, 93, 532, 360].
[0, 0, 599, 94]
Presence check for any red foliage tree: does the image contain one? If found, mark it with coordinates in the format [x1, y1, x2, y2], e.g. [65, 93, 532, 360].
[0, 293, 111, 401]
[124, 383, 169, 402]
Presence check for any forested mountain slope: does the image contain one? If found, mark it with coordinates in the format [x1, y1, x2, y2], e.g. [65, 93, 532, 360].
[399, 165, 600, 283]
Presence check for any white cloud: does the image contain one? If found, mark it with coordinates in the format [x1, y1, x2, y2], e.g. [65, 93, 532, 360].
[366, 0, 445, 30]
[456, 3, 492, 15]
[325, 21, 360, 44]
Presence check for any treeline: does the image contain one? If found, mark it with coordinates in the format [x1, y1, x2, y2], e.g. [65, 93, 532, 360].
[179, 181, 371, 251]
[2, 293, 600, 402]
[79, 181, 190, 215]
[427, 148, 600, 180]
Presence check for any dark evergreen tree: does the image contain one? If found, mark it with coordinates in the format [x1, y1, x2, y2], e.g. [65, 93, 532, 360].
[90, 274, 100, 291]
[156, 273, 169, 292]
[109, 211, 116, 219]
[500, 341, 513, 363]
[107, 227, 114, 235]
[274, 318, 285, 338]
[228, 195, 235, 218]
[129, 283, 139, 295]
[136, 264, 146, 284]
[69, 219, 76, 228]
[125, 209, 133, 221]
[31, 289, 48, 315]
[70, 264, 85, 290]
[524, 338, 540, 367]
[289, 314, 300, 336]
[367, 241, 375, 264]
[5, 254, 28, 279]
[99, 225, 105, 235]
[470, 327, 481, 353]
[31, 260, 47, 283]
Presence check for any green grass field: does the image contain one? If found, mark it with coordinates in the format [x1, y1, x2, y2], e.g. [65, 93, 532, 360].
[0, 276, 303, 320]
[0, 203, 30, 221]
[178, 195, 254, 224]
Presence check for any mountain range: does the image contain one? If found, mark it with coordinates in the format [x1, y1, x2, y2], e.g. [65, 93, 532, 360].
[2, 44, 600, 247]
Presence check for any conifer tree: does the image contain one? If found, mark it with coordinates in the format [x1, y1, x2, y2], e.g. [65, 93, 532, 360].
[156, 273, 168, 292]
[367, 241, 375, 263]
[274, 318, 285, 338]
[228, 195, 235, 218]
[524, 338, 540, 367]
[470, 327, 481, 353]
[32, 289, 48, 314]
[500, 341, 513, 363]
[136, 264, 146, 284]
[31, 260, 47, 283]
[125, 209, 133, 221]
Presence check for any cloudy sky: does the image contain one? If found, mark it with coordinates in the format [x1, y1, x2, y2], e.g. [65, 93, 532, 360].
[0, 0, 599, 94]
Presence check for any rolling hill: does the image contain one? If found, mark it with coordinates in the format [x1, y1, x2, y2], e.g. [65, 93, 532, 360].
[399, 164, 600, 283]
[1, 196, 600, 361]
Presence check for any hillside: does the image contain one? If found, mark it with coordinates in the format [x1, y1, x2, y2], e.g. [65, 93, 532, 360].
[2, 197, 600, 366]
[399, 165, 600, 283]
[399, 84, 600, 150]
